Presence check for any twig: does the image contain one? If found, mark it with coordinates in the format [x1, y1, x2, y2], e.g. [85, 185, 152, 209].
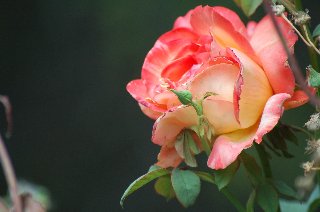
[0, 133, 21, 212]
[262, 0, 320, 108]
[302, 25, 320, 55]
[280, 14, 311, 47]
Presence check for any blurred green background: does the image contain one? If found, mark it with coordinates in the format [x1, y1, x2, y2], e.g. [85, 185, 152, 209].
[0, 0, 319, 211]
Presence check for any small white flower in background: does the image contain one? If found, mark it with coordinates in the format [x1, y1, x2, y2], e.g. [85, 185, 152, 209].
[302, 161, 315, 175]
[305, 139, 320, 154]
[305, 113, 320, 131]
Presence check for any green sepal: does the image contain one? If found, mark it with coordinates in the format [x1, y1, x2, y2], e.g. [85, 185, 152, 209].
[154, 175, 175, 201]
[256, 183, 279, 212]
[170, 89, 193, 105]
[312, 24, 320, 38]
[171, 169, 201, 208]
[307, 65, 320, 87]
[214, 159, 240, 190]
[233, 0, 263, 16]
[120, 168, 170, 207]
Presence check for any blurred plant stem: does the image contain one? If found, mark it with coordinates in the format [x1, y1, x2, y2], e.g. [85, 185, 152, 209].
[0, 133, 21, 212]
[220, 188, 246, 212]
[254, 143, 273, 178]
[200, 136, 245, 211]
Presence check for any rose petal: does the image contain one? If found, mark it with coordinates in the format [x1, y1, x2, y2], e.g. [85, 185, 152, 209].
[207, 123, 258, 170]
[139, 104, 163, 120]
[173, 9, 193, 29]
[152, 106, 198, 146]
[156, 28, 198, 45]
[250, 15, 298, 95]
[207, 93, 290, 169]
[189, 61, 239, 102]
[284, 90, 309, 109]
[161, 55, 197, 82]
[142, 40, 199, 82]
[230, 49, 273, 128]
[190, 6, 258, 62]
[255, 93, 291, 143]
[203, 98, 240, 134]
[247, 21, 257, 39]
[127, 79, 167, 114]
[156, 145, 183, 168]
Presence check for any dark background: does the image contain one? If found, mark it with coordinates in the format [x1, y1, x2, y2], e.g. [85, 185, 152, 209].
[0, 0, 319, 211]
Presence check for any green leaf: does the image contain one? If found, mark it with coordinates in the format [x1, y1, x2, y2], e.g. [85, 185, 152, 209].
[233, 0, 263, 16]
[264, 141, 282, 157]
[194, 171, 215, 184]
[267, 128, 288, 151]
[183, 136, 197, 167]
[174, 130, 198, 167]
[148, 165, 161, 172]
[308, 65, 320, 87]
[267, 127, 294, 158]
[154, 175, 175, 201]
[174, 133, 185, 159]
[256, 183, 279, 212]
[186, 131, 200, 154]
[120, 168, 170, 207]
[312, 24, 320, 38]
[214, 160, 240, 190]
[273, 180, 298, 199]
[246, 190, 256, 212]
[279, 125, 299, 145]
[240, 152, 263, 186]
[171, 169, 201, 207]
[308, 198, 320, 212]
[170, 89, 193, 105]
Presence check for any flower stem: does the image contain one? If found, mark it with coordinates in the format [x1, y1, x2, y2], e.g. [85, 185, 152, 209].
[254, 143, 273, 178]
[0, 133, 21, 212]
[220, 188, 246, 212]
[199, 129, 245, 211]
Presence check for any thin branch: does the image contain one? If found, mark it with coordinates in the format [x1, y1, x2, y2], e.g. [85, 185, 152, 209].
[302, 25, 320, 55]
[0, 133, 21, 212]
[281, 14, 311, 47]
[263, 0, 320, 108]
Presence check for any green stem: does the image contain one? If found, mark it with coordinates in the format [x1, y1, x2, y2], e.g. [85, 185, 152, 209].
[287, 125, 314, 138]
[220, 188, 246, 212]
[254, 143, 273, 178]
[302, 25, 320, 70]
[199, 131, 245, 211]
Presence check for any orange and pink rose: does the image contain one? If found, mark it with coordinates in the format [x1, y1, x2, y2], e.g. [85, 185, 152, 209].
[127, 6, 308, 169]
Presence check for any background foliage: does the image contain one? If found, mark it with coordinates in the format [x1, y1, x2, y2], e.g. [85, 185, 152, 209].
[0, 0, 319, 211]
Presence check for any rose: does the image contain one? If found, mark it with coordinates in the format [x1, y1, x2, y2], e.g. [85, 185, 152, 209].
[127, 6, 308, 169]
